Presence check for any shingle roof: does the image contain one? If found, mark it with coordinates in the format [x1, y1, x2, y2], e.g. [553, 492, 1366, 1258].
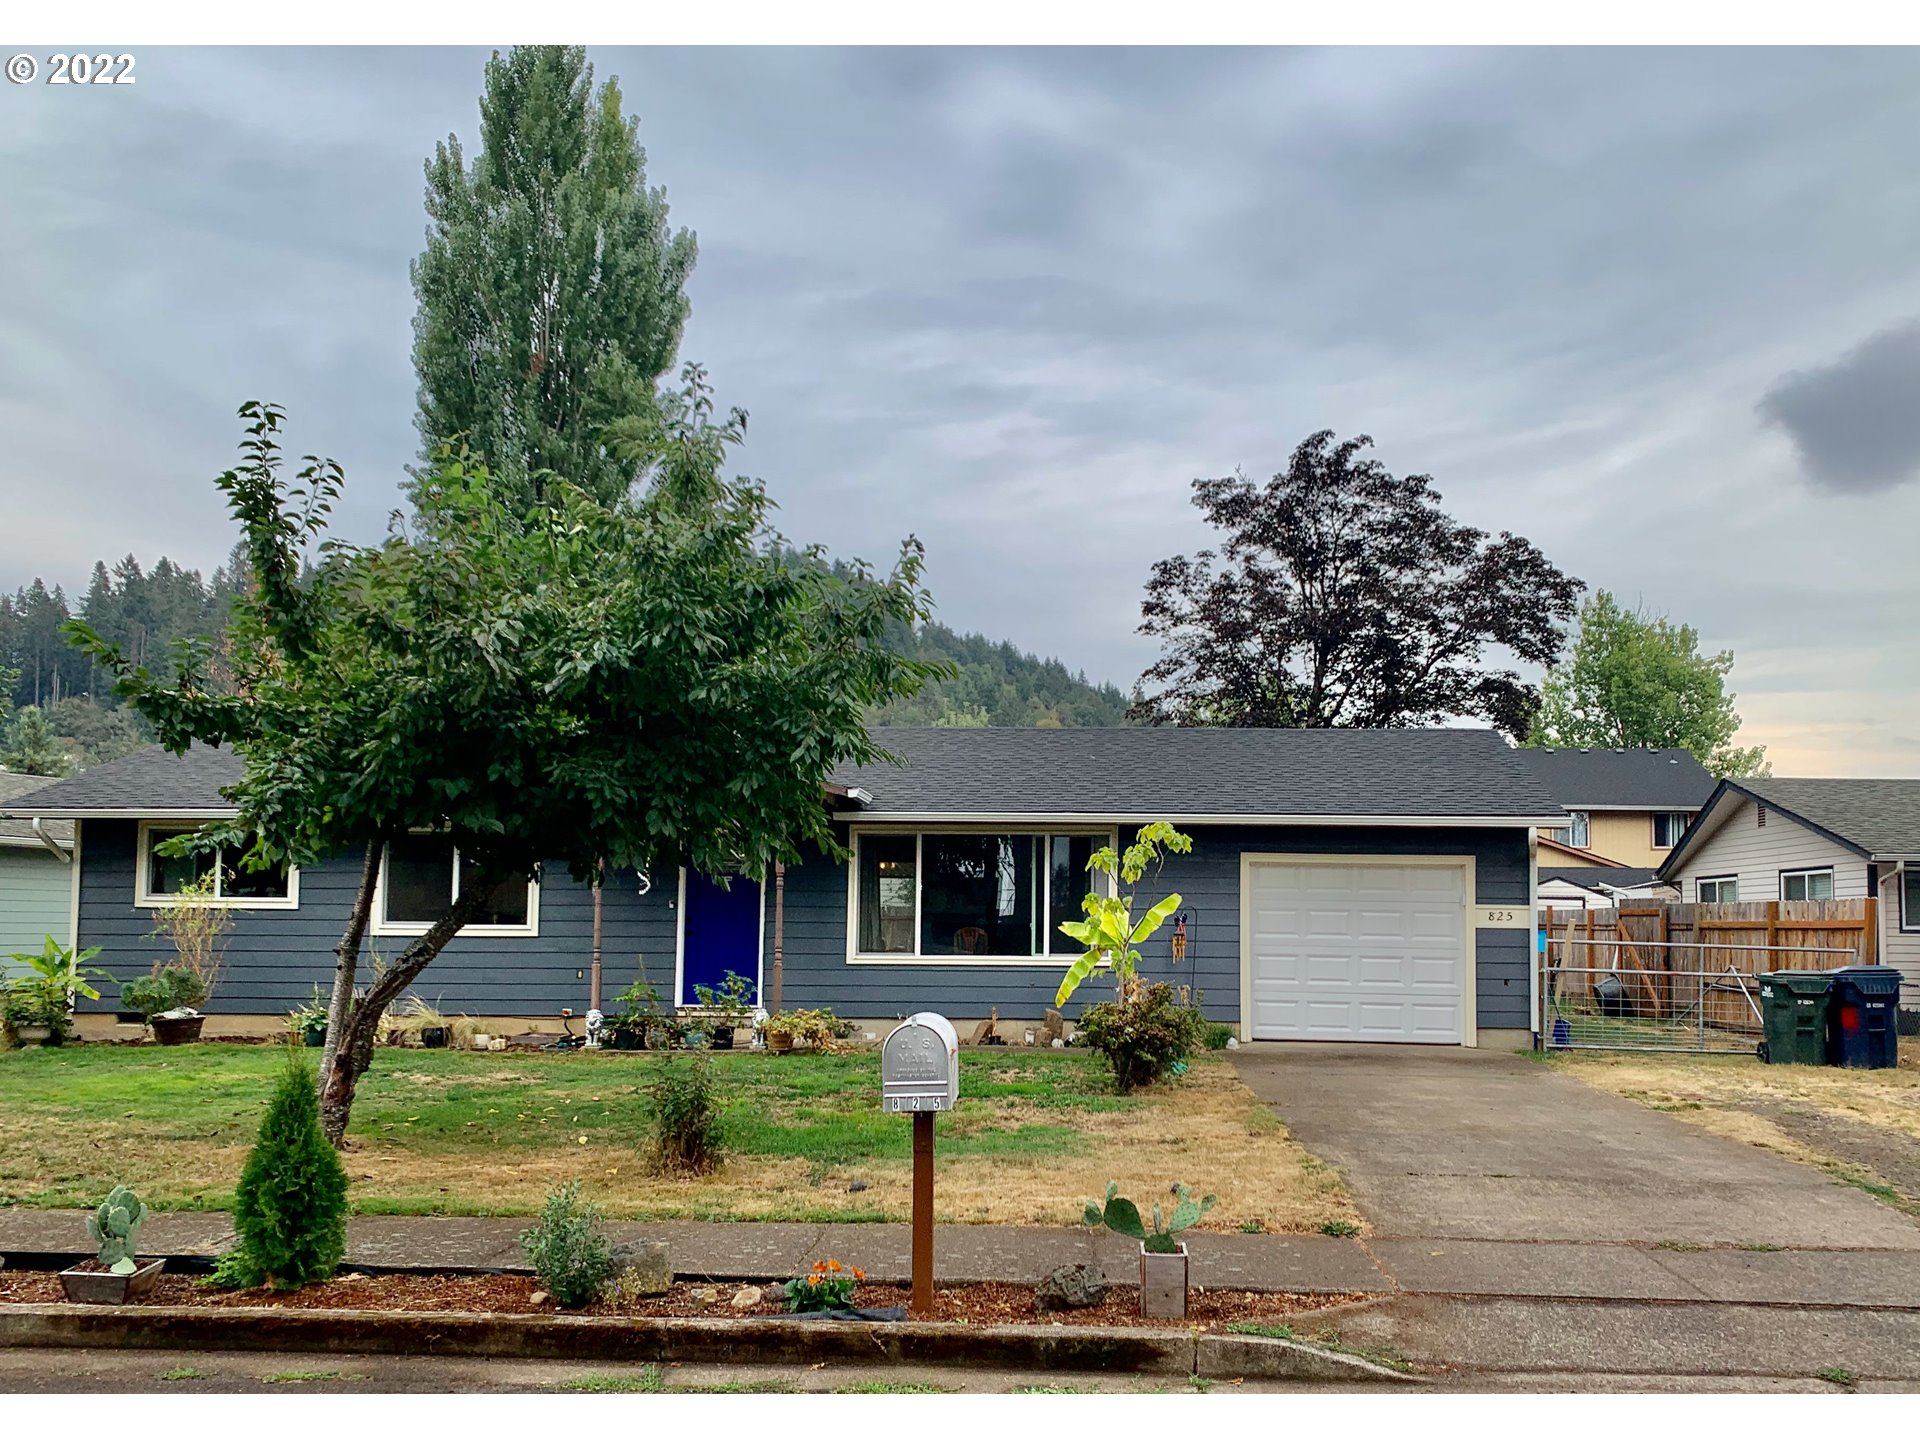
[1511, 746, 1715, 809]
[1539, 866, 1666, 890]
[1733, 778, 1920, 859]
[835, 727, 1563, 820]
[5, 727, 1565, 825]
[0, 742, 242, 818]
[0, 772, 75, 846]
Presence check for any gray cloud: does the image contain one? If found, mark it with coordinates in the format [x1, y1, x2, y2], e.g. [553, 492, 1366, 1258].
[1759, 320, 1920, 494]
[4, 46, 1920, 774]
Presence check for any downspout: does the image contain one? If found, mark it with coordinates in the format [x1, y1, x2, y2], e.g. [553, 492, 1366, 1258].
[589, 859, 604, 1013]
[32, 817, 71, 864]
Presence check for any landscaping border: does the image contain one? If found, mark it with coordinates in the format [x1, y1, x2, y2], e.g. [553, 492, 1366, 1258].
[0, 1304, 1422, 1384]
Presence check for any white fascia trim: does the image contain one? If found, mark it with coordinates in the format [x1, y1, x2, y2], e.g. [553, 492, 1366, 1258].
[830, 810, 1562, 828]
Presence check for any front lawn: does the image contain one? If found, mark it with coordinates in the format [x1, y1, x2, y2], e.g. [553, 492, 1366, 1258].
[0, 1043, 1355, 1232]
[1553, 1049, 1920, 1216]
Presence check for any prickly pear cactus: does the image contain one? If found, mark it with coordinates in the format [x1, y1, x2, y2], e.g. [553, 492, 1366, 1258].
[1085, 1180, 1215, 1253]
[86, 1185, 148, 1276]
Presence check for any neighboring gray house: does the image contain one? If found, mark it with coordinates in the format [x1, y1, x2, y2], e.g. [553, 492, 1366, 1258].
[1657, 777, 1920, 1006]
[0, 771, 75, 974]
[3, 728, 1562, 1047]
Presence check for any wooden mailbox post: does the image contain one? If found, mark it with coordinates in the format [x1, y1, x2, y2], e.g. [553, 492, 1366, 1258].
[881, 1013, 959, 1319]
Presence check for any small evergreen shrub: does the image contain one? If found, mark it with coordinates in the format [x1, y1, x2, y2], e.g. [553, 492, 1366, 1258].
[648, 1055, 724, 1174]
[519, 1181, 614, 1308]
[213, 1052, 348, 1290]
[1203, 1022, 1235, 1051]
[1075, 983, 1210, 1093]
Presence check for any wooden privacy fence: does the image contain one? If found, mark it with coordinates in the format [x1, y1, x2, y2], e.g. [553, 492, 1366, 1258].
[1542, 899, 1877, 1036]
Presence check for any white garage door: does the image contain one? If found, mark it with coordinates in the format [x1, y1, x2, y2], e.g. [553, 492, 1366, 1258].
[1247, 861, 1467, 1043]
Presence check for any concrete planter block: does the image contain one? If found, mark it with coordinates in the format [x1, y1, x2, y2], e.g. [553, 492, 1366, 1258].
[1140, 1243, 1188, 1320]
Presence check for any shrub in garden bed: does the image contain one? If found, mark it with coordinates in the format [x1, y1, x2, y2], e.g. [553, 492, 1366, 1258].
[1076, 984, 1210, 1093]
[520, 1181, 614, 1308]
[210, 1052, 348, 1290]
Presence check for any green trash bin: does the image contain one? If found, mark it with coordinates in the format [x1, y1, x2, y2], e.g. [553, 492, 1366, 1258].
[1758, 971, 1836, 1065]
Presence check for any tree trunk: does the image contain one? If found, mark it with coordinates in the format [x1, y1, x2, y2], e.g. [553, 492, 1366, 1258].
[317, 841, 382, 1132]
[319, 864, 500, 1147]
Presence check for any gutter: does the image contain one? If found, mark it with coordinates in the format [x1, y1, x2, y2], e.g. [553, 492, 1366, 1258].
[31, 817, 70, 864]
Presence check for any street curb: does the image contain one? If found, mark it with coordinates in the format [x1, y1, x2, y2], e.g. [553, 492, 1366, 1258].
[0, 1305, 1422, 1383]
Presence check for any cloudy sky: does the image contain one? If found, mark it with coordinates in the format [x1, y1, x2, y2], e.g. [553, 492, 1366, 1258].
[4, 46, 1918, 773]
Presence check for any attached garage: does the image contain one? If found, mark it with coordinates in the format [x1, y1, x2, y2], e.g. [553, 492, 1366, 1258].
[1242, 855, 1472, 1044]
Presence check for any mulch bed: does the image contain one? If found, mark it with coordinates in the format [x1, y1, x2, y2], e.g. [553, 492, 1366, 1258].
[0, 1266, 1370, 1332]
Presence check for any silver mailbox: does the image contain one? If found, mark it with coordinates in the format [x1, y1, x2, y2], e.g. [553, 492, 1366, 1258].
[881, 1013, 960, 1113]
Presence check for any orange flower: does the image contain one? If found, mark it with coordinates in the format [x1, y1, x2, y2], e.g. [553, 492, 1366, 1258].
[828, 1259, 843, 1272]
[853, 1268, 867, 1281]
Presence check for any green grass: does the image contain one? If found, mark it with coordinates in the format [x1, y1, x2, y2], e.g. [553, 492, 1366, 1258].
[1186, 1375, 1214, 1392]
[1815, 1367, 1857, 1388]
[1651, 1240, 1709, 1252]
[1226, 1321, 1296, 1341]
[561, 1368, 664, 1393]
[1319, 1219, 1361, 1238]
[264, 1369, 346, 1384]
[0, 1043, 1132, 1216]
[833, 1380, 956, 1394]
[674, 1379, 796, 1394]
[1011, 1384, 1090, 1394]
[158, 1367, 204, 1381]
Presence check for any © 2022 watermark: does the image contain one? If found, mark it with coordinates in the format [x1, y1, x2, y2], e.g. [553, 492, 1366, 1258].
[7, 52, 137, 85]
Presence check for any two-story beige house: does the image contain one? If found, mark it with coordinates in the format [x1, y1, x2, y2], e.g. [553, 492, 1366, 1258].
[1657, 777, 1920, 1008]
[1516, 746, 1717, 870]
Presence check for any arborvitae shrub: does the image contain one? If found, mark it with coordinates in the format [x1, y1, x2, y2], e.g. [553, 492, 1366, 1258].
[213, 1051, 349, 1290]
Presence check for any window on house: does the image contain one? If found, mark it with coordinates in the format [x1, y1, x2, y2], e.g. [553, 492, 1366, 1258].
[852, 830, 1114, 960]
[1781, 868, 1834, 903]
[1551, 811, 1590, 849]
[376, 835, 538, 934]
[1902, 870, 1920, 934]
[1652, 812, 1690, 848]
[137, 824, 296, 907]
[1697, 875, 1738, 903]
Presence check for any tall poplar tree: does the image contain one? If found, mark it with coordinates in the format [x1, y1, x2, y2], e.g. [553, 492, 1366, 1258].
[411, 45, 698, 511]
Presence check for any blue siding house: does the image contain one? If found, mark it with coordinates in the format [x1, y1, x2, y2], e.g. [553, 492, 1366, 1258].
[3, 727, 1564, 1047]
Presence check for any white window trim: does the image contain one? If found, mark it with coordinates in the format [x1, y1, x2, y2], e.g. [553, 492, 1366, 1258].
[134, 819, 300, 911]
[370, 836, 541, 938]
[1697, 874, 1738, 903]
[1554, 811, 1591, 849]
[844, 824, 1119, 966]
[1900, 869, 1920, 935]
[1779, 866, 1835, 903]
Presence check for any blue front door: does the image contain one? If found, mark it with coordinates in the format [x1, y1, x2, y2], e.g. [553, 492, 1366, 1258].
[680, 871, 762, 1007]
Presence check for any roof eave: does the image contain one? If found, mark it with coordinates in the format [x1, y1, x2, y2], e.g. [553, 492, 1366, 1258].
[833, 810, 1563, 828]
[0, 807, 240, 821]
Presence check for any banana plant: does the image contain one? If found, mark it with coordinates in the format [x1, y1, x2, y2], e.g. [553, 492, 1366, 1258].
[1054, 822, 1193, 1008]
[1084, 1181, 1217, 1254]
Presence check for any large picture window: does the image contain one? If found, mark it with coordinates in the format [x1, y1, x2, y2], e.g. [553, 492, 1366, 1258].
[374, 835, 538, 935]
[852, 830, 1114, 961]
[135, 823, 297, 909]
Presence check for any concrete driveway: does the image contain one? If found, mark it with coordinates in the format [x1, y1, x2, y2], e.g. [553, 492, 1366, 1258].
[1230, 1043, 1920, 1249]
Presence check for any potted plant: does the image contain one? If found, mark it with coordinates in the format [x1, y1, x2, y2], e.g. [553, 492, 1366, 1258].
[140, 869, 230, 1045]
[605, 980, 662, 1051]
[287, 986, 330, 1047]
[1085, 1180, 1216, 1320]
[692, 970, 755, 1051]
[396, 993, 452, 1048]
[762, 1012, 796, 1054]
[4, 937, 110, 1047]
[60, 1184, 166, 1304]
[120, 965, 210, 1045]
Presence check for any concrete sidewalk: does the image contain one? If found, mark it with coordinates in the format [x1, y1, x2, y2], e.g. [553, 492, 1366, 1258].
[6, 1209, 1919, 1310]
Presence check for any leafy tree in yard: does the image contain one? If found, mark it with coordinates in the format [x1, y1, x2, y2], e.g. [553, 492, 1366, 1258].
[1, 705, 72, 777]
[412, 44, 698, 511]
[71, 398, 934, 1143]
[1528, 589, 1769, 778]
[1132, 431, 1582, 740]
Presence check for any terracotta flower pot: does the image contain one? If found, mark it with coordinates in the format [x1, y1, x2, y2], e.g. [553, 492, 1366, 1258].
[1139, 1242, 1189, 1320]
[766, 1031, 794, 1054]
[60, 1257, 166, 1305]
